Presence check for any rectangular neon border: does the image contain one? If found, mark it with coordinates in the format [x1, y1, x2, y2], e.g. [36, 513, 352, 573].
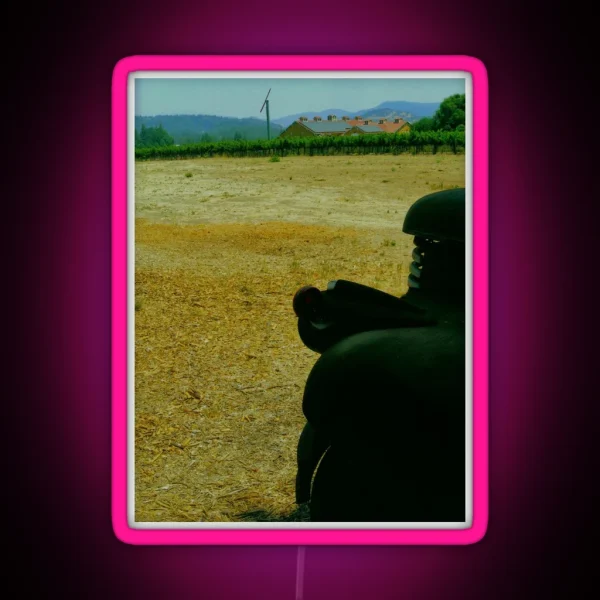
[128, 69, 472, 533]
[112, 55, 488, 545]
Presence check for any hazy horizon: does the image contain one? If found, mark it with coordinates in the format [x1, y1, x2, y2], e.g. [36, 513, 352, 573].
[135, 78, 466, 119]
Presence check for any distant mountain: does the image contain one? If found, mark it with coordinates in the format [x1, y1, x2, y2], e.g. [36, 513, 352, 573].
[355, 107, 420, 122]
[366, 101, 440, 117]
[135, 114, 283, 143]
[273, 100, 441, 128]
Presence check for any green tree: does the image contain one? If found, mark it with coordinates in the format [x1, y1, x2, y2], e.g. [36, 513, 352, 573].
[432, 94, 465, 131]
[136, 124, 175, 148]
[411, 117, 435, 132]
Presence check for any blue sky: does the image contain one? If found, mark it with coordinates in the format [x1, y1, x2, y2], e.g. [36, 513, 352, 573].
[134, 78, 466, 119]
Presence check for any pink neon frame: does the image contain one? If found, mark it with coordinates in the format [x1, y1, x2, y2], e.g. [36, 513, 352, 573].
[112, 55, 488, 545]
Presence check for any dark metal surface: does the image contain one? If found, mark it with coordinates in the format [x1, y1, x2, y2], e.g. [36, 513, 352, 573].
[294, 279, 432, 354]
[295, 422, 330, 504]
[293, 188, 467, 521]
[402, 188, 466, 242]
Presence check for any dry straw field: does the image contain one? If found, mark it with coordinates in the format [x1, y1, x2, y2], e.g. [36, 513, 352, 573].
[134, 153, 465, 522]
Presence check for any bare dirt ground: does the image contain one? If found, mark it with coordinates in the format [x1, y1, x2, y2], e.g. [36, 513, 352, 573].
[134, 154, 465, 522]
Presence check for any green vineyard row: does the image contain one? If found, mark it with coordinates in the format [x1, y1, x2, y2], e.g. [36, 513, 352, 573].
[135, 131, 466, 160]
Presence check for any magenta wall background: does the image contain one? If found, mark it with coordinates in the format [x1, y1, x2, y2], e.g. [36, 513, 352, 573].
[9, 0, 591, 597]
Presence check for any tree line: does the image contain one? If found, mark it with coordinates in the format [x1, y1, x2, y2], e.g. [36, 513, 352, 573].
[135, 124, 174, 148]
[135, 131, 465, 160]
[411, 94, 465, 132]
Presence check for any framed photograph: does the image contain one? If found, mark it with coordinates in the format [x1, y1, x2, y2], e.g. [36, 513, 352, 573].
[112, 55, 488, 545]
